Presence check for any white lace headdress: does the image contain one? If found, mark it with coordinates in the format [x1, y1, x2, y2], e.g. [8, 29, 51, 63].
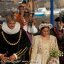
[39, 23, 53, 30]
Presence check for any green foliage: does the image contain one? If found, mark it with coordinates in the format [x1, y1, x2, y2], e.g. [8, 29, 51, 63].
[50, 48, 63, 58]
[46, 49, 63, 64]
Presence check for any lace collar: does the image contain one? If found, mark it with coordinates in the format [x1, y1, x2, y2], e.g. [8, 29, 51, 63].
[2, 22, 20, 34]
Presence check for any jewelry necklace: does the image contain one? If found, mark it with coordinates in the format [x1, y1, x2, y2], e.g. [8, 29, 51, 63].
[1, 30, 21, 46]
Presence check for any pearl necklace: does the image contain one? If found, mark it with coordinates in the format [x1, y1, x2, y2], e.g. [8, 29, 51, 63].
[1, 30, 21, 46]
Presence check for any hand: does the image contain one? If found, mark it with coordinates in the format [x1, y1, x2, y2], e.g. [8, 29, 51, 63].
[9, 55, 16, 63]
[0, 54, 8, 62]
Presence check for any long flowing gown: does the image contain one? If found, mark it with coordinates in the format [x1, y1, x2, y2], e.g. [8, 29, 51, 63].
[30, 35, 59, 64]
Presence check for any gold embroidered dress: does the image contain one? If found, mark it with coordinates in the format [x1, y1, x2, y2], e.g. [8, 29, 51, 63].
[30, 35, 59, 64]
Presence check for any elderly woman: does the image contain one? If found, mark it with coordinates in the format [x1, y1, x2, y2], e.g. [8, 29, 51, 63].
[30, 22, 59, 64]
[0, 15, 31, 64]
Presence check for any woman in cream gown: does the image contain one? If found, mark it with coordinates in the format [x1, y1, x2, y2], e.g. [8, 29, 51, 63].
[30, 23, 59, 64]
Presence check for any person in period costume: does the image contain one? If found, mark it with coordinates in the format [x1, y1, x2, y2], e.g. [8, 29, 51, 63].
[50, 16, 64, 64]
[0, 15, 31, 64]
[30, 22, 59, 64]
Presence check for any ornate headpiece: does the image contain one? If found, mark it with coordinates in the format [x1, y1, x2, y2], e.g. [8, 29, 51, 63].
[39, 23, 53, 30]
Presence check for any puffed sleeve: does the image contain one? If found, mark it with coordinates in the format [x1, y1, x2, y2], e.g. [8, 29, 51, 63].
[50, 35, 59, 51]
[30, 36, 39, 64]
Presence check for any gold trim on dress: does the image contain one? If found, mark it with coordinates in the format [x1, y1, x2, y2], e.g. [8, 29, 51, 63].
[16, 47, 28, 59]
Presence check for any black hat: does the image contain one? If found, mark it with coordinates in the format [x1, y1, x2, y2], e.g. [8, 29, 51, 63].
[22, 1, 26, 3]
[55, 16, 64, 23]
[55, 17, 60, 21]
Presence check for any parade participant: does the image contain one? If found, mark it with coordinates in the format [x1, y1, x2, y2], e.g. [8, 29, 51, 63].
[50, 16, 64, 64]
[30, 22, 59, 64]
[0, 15, 31, 64]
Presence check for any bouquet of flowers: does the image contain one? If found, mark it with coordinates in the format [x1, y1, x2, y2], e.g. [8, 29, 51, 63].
[47, 48, 63, 64]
